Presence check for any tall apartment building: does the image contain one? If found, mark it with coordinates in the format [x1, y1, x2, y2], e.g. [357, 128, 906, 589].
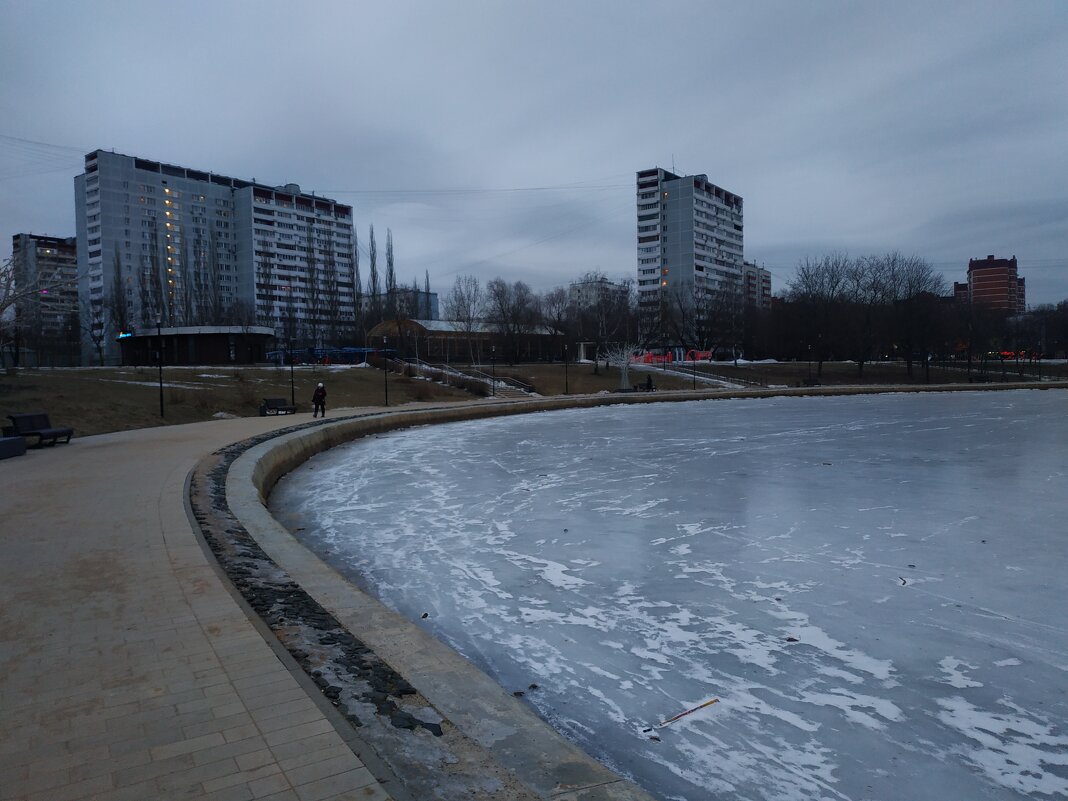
[953, 254, 1025, 314]
[741, 261, 772, 310]
[9, 234, 80, 365]
[635, 167, 744, 325]
[75, 150, 355, 363]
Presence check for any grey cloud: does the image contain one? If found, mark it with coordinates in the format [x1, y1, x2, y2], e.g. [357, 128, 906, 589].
[2, 1, 1066, 303]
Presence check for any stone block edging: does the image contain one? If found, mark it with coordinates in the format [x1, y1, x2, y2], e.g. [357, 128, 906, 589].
[224, 397, 663, 800]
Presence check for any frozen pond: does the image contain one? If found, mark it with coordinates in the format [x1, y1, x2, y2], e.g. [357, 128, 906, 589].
[269, 390, 1068, 801]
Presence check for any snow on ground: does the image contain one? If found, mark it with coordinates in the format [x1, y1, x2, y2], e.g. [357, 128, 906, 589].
[270, 390, 1068, 801]
[100, 379, 211, 389]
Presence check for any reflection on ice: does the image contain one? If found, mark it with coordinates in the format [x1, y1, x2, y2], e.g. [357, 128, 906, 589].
[270, 390, 1068, 801]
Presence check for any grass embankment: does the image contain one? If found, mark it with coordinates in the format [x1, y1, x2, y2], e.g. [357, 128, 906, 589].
[3, 360, 1062, 439]
[0, 365, 475, 438]
[0, 362, 695, 438]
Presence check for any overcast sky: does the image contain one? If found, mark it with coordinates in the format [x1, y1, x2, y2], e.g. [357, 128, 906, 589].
[2, 1, 1066, 304]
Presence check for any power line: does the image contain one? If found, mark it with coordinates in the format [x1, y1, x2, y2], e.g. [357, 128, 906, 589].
[0, 133, 88, 154]
[322, 182, 630, 197]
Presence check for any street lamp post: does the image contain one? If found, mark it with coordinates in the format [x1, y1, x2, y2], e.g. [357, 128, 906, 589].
[491, 346, 496, 397]
[157, 318, 164, 418]
[692, 350, 697, 389]
[382, 336, 389, 407]
[563, 343, 569, 395]
[288, 333, 295, 407]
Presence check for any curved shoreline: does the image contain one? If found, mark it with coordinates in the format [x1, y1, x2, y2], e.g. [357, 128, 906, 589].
[216, 398, 663, 800]
[210, 381, 1063, 800]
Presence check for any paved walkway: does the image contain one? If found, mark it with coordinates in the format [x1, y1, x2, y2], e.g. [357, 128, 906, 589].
[0, 411, 396, 801]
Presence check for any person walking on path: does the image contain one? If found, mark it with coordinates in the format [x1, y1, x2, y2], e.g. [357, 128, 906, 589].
[312, 382, 327, 418]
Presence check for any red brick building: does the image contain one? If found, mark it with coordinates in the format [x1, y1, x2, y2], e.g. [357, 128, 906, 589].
[954, 255, 1025, 314]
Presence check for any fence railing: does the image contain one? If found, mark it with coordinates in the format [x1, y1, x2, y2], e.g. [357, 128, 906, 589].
[467, 369, 534, 394]
[382, 358, 535, 395]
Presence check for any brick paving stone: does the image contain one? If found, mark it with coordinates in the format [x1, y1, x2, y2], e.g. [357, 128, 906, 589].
[224, 723, 262, 743]
[150, 731, 227, 762]
[68, 749, 152, 783]
[322, 786, 394, 801]
[293, 768, 378, 801]
[0, 417, 397, 801]
[0, 766, 69, 799]
[25, 773, 113, 801]
[239, 685, 308, 712]
[274, 745, 354, 774]
[269, 734, 350, 767]
[258, 789, 300, 801]
[112, 753, 195, 787]
[183, 711, 255, 739]
[253, 705, 324, 734]
[249, 697, 319, 723]
[263, 719, 334, 748]
[248, 774, 296, 798]
[154, 756, 240, 792]
[193, 736, 268, 768]
[199, 785, 255, 801]
[234, 749, 277, 772]
[284, 755, 364, 788]
[88, 777, 161, 801]
[202, 763, 282, 794]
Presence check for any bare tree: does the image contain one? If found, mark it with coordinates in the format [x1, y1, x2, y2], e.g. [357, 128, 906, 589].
[442, 274, 485, 363]
[256, 249, 277, 330]
[843, 255, 889, 377]
[881, 253, 946, 378]
[384, 228, 397, 322]
[540, 286, 574, 357]
[663, 280, 739, 358]
[1, 251, 81, 366]
[602, 342, 637, 390]
[352, 233, 364, 346]
[107, 250, 132, 339]
[573, 271, 629, 373]
[366, 225, 381, 327]
[486, 277, 539, 364]
[785, 252, 851, 377]
[82, 297, 111, 366]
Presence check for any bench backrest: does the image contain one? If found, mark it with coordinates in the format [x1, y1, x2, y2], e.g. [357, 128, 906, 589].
[8, 413, 52, 433]
[263, 398, 290, 408]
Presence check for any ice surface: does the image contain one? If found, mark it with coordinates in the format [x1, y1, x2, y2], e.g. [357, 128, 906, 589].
[270, 390, 1068, 801]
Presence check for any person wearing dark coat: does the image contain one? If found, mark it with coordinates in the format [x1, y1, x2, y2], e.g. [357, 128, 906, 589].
[312, 382, 327, 418]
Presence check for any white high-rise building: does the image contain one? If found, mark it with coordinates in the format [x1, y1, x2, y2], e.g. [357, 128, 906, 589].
[742, 261, 772, 310]
[75, 150, 355, 363]
[635, 167, 743, 321]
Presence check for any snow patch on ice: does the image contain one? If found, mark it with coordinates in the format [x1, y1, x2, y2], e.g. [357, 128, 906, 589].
[801, 688, 902, 730]
[935, 695, 1068, 797]
[938, 657, 983, 688]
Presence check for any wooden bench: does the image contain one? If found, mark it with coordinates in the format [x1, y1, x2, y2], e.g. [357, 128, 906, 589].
[259, 397, 297, 416]
[6, 412, 74, 447]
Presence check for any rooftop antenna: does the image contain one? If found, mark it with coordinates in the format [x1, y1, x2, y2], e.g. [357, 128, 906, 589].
[671, 153, 676, 174]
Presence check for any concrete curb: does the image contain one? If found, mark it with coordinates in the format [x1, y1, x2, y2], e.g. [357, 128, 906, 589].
[225, 398, 660, 800]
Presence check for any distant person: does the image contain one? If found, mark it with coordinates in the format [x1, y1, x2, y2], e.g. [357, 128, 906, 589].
[645, 374, 653, 391]
[312, 382, 327, 418]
